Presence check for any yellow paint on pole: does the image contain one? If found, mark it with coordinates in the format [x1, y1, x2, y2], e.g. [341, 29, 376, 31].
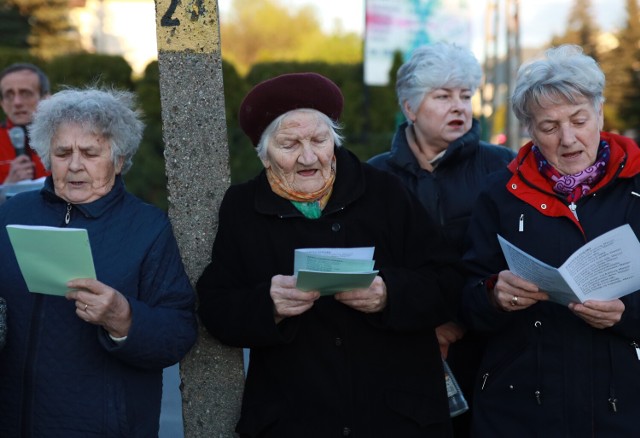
[155, 0, 220, 53]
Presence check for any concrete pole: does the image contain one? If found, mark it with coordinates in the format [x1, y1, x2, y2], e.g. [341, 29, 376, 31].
[153, 1, 244, 436]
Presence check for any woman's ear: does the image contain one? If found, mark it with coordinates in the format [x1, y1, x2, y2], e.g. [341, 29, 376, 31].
[260, 154, 270, 169]
[115, 156, 125, 174]
[403, 101, 416, 123]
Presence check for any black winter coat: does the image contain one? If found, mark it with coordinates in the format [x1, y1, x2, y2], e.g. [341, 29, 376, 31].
[462, 133, 640, 437]
[197, 147, 464, 438]
[368, 120, 515, 253]
[368, 120, 515, 427]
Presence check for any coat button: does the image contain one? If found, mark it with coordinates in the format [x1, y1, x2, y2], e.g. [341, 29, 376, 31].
[342, 427, 351, 436]
[335, 337, 343, 347]
[331, 223, 341, 232]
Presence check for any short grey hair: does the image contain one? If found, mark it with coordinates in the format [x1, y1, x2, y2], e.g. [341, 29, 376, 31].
[396, 42, 482, 122]
[255, 108, 344, 161]
[29, 87, 144, 174]
[511, 44, 605, 131]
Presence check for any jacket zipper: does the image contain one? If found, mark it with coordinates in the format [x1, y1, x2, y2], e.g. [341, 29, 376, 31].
[631, 341, 640, 360]
[65, 203, 72, 225]
[568, 202, 578, 220]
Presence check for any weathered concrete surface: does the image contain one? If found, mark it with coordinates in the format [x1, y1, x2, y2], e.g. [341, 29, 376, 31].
[154, 0, 244, 436]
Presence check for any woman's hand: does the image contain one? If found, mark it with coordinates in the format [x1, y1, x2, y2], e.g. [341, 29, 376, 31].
[569, 299, 625, 329]
[334, 276, 387, 313]
[65, 278, 132, 338]
[270, 275, 320, 323]
[492, 270, 549, 311]
[435, 321, 466, 359]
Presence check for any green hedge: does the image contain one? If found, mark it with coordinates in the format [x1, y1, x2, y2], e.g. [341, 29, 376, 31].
[47, 53, 134, 91]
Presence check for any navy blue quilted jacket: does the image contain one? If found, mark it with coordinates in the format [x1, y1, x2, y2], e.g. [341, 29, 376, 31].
[0, 176, 197, 437]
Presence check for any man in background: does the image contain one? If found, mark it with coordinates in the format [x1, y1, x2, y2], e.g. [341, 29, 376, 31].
[0, 63, 50, 184]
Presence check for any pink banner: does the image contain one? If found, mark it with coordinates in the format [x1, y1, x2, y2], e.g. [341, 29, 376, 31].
[364, 0, 471, 85]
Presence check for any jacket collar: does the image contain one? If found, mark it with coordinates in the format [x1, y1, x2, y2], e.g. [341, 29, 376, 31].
[387, 119, 481, 175]
[506, 132, 640, 226]
[254, 146, 366, 217]
[41, 174, 126, 219]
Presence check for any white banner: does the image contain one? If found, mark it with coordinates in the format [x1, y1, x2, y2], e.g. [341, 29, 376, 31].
[364, 0, 471, 86]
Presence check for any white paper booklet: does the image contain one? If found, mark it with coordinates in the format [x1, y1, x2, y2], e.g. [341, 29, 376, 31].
[498, 224, 640, 306]
[294, 247, 378, 295]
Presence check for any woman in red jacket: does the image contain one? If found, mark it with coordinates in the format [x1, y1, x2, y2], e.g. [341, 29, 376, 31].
[462, 44, 640, 437]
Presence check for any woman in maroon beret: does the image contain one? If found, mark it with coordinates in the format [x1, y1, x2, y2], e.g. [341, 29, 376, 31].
[197, 72, 464, 437]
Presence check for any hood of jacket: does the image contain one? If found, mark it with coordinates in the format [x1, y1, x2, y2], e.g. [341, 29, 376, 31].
[385, 119, 484, 175]
[506, 131, 640, 227]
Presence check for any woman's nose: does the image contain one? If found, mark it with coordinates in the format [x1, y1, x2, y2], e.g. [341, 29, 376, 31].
[69, 151, 83, 169]
[559, 125, 577, 146]
[298, 145, 317, 165]
[451, 97, 465, 112]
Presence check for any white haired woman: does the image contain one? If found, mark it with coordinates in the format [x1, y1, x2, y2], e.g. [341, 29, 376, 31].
[369, 41, 516, 436]
[0, 87, 197, 437]
[197, 72, 464, 437]
[461, 44, 640, 436]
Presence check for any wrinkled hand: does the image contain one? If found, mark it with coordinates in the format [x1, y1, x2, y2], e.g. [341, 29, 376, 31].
[436, 321, 466, 359]
[270, 275, 320, 323]
[65, 278, 132, 338]
[569, 299, 625, 329]
[334, 276, 387, 313]
[5, 155, 34, 184]
[492, 270, 549, 312]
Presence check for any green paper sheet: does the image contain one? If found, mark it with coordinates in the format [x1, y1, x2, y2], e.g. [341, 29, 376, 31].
[6, 224, 96, 296]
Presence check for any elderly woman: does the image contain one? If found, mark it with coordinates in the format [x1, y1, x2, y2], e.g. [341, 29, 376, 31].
[197, 72, 464, 437]
[461, 44, 640, 436]
[369, 42, 515, 435]
[0, 88, 198, 437]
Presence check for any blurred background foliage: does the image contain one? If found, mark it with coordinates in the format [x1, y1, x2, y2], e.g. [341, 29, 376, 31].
[1, 0, 640, 210]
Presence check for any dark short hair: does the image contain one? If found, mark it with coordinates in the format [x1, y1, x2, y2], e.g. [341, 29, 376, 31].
[0, 63, 50, 98]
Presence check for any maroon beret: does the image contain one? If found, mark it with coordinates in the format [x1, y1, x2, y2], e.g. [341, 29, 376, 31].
[239, 72, 344, 146]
